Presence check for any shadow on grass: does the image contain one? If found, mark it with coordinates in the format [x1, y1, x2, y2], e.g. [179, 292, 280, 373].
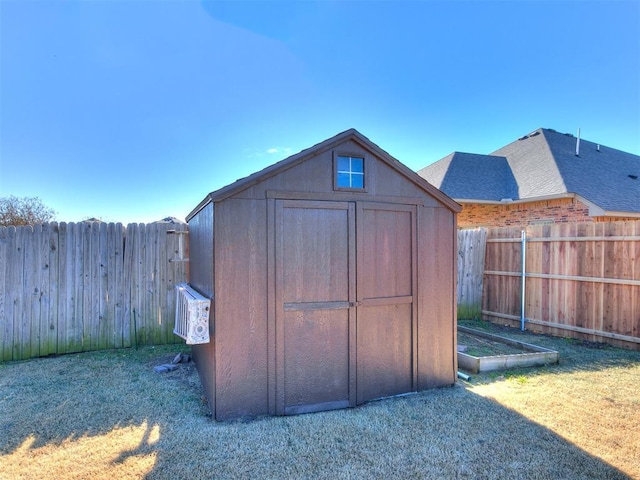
[0, 344, 635, 479]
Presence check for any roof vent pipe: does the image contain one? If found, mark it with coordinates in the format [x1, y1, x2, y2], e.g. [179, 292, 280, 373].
[575, 128, 581, 156]
[597, 144, 600, 152]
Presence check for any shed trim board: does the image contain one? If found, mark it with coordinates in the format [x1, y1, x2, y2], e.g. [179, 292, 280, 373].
[266, 190, 430, 206]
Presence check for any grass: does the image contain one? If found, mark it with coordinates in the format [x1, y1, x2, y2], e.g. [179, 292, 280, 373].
[1, 324, 639, 480]
[456, 303, 482, 321]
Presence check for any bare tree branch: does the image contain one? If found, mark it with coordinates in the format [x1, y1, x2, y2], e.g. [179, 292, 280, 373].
[0, 196, 56, 226]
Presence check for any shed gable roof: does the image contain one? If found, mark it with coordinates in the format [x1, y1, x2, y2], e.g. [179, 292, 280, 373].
[188, 129, 460, 220]
[419, 128, 640, 215]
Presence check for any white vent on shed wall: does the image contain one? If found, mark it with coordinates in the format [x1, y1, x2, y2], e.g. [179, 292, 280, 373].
[174, 283, 210, 345]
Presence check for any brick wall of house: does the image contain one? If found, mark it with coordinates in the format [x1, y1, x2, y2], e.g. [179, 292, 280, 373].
[457, 197, 636, 228]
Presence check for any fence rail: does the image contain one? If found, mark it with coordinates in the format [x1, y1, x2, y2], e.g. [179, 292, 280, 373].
[0, 222, 188, 361]
[481, 221, 640, 350]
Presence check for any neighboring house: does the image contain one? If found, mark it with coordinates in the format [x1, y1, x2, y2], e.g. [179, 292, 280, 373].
[418, 128, 640, 228]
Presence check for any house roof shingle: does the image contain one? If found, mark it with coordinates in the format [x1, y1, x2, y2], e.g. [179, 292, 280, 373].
[418, 152, 518, 202]
[418, 128, 640, 215]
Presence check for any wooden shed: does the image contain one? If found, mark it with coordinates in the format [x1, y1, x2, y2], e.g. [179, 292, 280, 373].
[186, 129, 461, 420]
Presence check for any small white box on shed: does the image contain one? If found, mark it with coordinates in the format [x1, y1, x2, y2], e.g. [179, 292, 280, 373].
[174, 283, 210, 345]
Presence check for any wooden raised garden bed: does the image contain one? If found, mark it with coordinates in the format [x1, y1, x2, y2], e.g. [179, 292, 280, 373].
[457, 326, 559, 374]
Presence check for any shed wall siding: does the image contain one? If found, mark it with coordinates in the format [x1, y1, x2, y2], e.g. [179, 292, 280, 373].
[238, 143, 441, 205]
[187, 202, 216, 415]
[191, 341, 216, 415]
[214, 198, 269, 419]
[188, 202, 214, 297]
[417, 206, 457, 388]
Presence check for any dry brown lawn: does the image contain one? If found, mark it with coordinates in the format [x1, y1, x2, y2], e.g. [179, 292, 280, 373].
[1, 321, 639, 479]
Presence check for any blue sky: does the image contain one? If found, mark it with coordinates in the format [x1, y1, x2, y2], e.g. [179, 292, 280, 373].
[1, 0, 638, 224]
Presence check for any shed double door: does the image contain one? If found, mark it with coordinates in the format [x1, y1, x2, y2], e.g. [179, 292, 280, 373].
[275, 199, 416, 415]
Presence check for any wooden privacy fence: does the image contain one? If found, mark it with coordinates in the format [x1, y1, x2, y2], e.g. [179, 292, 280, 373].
[482, 221, 640, 350]
[0, 222, 188, 361]
[457, 228, 487, 319]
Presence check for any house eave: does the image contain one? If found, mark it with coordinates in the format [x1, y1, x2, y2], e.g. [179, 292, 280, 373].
[589, 209, 640, 219]
[454, 193, 577, 205]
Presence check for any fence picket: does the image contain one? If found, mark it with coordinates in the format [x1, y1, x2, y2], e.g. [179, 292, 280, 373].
[0, 226, 10, 361]
[39, 223, 56, 356]
[130, 223, 145, 347]
[106, 223, 119, 348]
[95, 222, 107, 351]
[146, 222, 159, 345]
[57, 223, 69, 354]
[20, 225, 34, 359]
[72, 222, 85, 353]
[7, 226, 21, 360]
[122, 223, 134, 348]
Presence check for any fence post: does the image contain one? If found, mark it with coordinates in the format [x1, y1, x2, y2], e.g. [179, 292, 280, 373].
[521, 229, 526, 331]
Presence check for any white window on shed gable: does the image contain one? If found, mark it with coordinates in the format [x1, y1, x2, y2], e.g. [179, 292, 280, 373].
[336, 155, 365, 190]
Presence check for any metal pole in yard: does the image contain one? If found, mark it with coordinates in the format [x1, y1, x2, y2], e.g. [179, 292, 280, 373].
[521, 230, 526, 331]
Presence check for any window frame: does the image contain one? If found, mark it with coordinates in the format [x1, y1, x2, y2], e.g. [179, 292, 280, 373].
[333, 152, 367, 192]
